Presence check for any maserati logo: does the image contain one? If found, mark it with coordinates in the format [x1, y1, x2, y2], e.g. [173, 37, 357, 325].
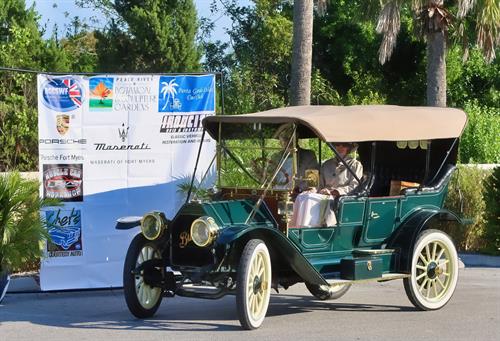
[118, 123, 129, 142]
[56, 114, 70, 135]
[94, 124, 150, 151]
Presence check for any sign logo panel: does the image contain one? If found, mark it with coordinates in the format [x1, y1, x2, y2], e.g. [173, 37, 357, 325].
[56, 114, 70, 135]
[38, 73, 217, 290]
[41, 77, 84, 112]
[46, 208, 83, 257]
[43, 164, 83, 201]
[158, 75, 215, 112]
[89, 77, 114, 111]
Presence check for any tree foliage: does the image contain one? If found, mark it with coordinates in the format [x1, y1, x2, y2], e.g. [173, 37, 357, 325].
[0, 0, 497, 170]
[86, 0, 201, 72]
[447, 46, 500, 108]
[203, 1, 293, 114]
[482, 166, 500, 255]
[0, 1, 100, 171]
[459, 100, 500, 164]
[0, 1, 45, 171]
[444, 165, 490, 251]
[313, 2, 426, 105]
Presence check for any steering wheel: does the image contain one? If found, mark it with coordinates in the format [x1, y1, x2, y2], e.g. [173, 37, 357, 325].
[251, 157, 290, 185]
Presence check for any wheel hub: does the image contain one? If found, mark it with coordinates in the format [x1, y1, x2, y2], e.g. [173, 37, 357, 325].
[253, 275, 262, 294]
[427, 261, 438, 279]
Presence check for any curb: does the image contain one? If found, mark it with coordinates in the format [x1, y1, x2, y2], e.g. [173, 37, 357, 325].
[7, 276, 40, 293]
[458, 253, 500, 268]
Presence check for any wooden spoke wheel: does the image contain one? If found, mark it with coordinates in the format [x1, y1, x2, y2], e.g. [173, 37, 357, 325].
[404, 229, 459, 310]
[236, 239, 272, 330]
[123, 234, 163, 318]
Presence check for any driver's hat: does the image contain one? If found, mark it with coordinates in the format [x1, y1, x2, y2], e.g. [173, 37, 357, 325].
[275, 124, 294, 140]
[333, 142, 358, 152]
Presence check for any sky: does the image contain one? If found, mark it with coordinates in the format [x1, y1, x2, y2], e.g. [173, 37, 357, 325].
[26, 0, 251, 42]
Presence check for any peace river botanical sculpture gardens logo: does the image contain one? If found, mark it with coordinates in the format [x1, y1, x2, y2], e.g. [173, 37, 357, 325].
[89, 77, 114, 111]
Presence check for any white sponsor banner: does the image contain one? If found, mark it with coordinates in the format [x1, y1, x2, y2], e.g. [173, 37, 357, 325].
[38, 74, 216, 290]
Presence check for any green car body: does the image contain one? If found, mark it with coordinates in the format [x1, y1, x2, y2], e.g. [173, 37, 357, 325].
[118, 105, 468, 329]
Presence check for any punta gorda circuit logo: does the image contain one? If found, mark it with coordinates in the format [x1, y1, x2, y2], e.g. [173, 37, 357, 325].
[89, 77, 114, 111]
[41, 77, 84, 112]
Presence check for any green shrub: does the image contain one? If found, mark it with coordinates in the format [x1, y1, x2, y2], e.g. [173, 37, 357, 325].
[482, 167, 500, 255]
[0, 172, 59, 273]
[444, 165, 491, 251]
[0, 95, 39, 172]
[459, 101, 500, 164]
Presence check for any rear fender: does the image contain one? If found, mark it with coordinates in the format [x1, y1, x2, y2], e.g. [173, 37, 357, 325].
[217, 226, 328, 286]
[386, 209, 462, 272]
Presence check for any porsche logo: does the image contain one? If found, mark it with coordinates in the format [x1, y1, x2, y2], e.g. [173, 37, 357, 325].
[56, 114, 70, 135]
[179, 231, 192, 248]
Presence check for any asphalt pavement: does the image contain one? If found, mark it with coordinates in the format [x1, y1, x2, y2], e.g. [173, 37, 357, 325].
[7, 252, 498, 293]
[1, 267, 499, 341]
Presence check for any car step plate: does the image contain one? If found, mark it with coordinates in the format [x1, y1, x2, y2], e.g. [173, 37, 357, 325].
[352, 249, 396, 255]
[326, 273, 409, 286]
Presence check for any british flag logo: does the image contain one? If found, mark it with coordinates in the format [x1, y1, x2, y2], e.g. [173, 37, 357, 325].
[63, 78, 83, 107]
[41, 76, 84, 112]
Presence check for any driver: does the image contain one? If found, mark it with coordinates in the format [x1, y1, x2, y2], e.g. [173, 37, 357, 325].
[291, 142, 362, 227]
[261, 125, 318, 189]
[318, 142, 363, 197]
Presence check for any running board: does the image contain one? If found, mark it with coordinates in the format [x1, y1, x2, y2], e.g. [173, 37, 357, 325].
[175, 283, 234, 299]
[353, 249, 396, 255]
[326, 273, 410, 287]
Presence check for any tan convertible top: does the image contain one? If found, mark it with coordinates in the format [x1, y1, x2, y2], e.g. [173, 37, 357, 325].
[203, 105, 468, 142]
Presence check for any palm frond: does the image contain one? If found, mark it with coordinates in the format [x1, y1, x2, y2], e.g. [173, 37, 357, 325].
[475, 0, 499, 63]
[0, 172, 60, 272]
[176, 176, 212, 201]
[316, 0, 328, 16]
[411, 0, 425, 13]
[457, 0, 476, 18]
[376, 0, 402, 64]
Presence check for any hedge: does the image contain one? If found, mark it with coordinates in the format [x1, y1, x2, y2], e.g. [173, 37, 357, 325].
[444, 165, 497, 254]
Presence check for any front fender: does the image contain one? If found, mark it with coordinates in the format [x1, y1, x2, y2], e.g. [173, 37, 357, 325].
[217, 225, 328, 287]
[386, 209, 462, 272]
[115, 216, 142, 230]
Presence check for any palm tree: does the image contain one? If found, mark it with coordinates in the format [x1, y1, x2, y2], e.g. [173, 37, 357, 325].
[0, 172, 59, 274]
[290, 0, 328, 106]
[376, 0, 499, 107]
[290, 0, 314, 105]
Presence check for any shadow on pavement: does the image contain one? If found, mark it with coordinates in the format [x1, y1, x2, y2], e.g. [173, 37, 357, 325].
[0, 289, 414, 332]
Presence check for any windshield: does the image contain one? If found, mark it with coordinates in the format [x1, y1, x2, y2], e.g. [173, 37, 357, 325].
[218, 123, 296, 190]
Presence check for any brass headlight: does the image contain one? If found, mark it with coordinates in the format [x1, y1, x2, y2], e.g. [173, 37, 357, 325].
[141, 212, 167, 240]
[190, 216, 219, 247]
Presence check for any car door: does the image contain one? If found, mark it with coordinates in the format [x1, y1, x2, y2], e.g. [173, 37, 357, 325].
[359, 196, 400, 246]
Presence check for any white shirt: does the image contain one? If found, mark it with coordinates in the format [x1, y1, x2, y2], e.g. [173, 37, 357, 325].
[320, 156, 363, 195]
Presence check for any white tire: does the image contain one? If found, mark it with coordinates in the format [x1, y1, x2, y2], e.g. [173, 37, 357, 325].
[236, 239, 272, 330]
[403, 229, 459, 310]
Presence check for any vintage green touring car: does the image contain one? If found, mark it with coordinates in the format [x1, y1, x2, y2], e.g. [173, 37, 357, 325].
[117, 105, 468, 329]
